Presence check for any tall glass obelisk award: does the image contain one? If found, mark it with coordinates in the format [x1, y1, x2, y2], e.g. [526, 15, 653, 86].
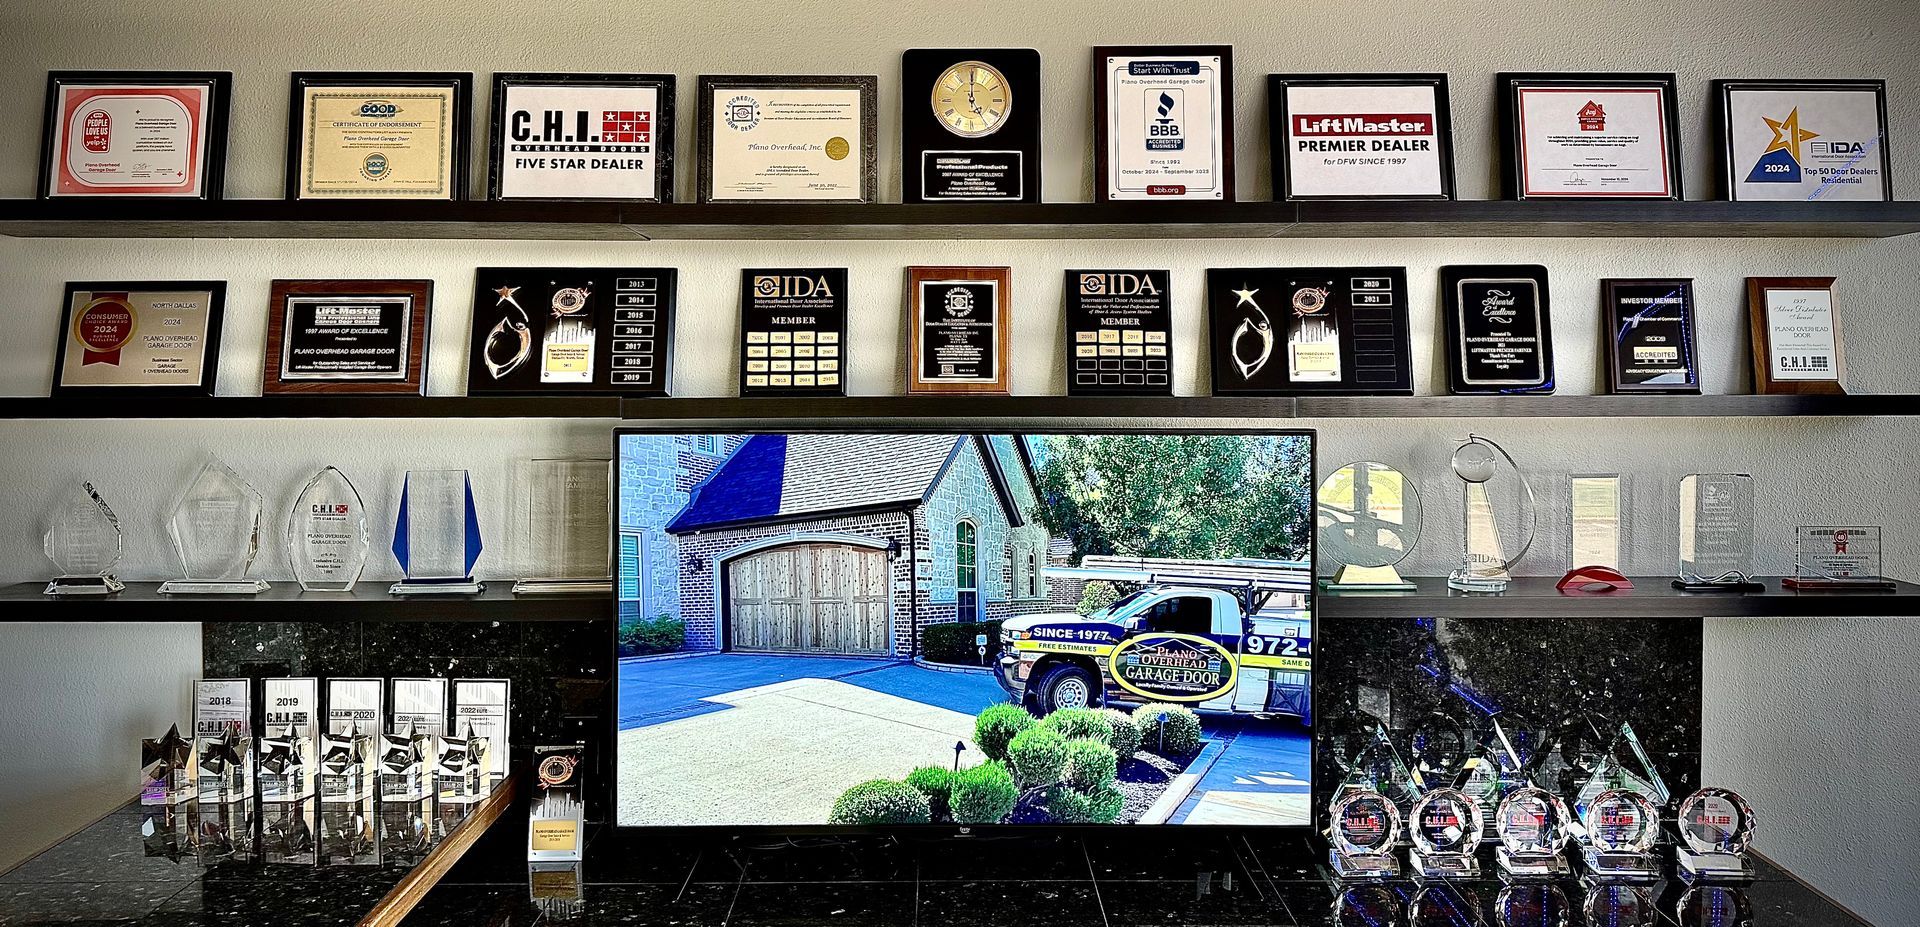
[390, 469, 485, 596]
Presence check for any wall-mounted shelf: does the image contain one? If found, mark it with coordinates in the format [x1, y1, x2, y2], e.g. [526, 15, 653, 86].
[4, 396, 620, 419]
[0, 582, 608, 622]
[1319, 576, 1920, 619]
[2, 199, 1918, 241]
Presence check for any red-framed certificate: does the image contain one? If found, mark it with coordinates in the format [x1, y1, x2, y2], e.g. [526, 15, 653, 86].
[1498, 72, 1682, 200]
[38, 71, 230, 200]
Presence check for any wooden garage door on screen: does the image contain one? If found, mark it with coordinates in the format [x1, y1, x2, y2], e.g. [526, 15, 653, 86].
[727, 543, 889, 654]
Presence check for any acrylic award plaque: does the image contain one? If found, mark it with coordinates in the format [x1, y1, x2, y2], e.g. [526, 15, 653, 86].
[467, 268, 676, 397]
[1676, 787, 1757, 881]
[1329, 789, 1401, 879]
[901, 48, 1042, 203]
[1208, 268, 1414, 396]
[1447, 435, 1537, 592]
[390, 469, 484, 595]
[512, 458, 613, 594]
[289, 466, 371, 592]
[1494, 786, 1573, 878]
[43, 481, 126, 595]
[1409, 787, 1485, 879]
[159, 459, 269, 594]
[1675, 474, 1763, 591]
[1604, 279, 1700, 394]
[1559, 473, 1632, 592]
[906, 266, 1011, 394]
[1783, 526, 1896, 590]
[1064, 270, 1173, 396]
[1318, 461, 1421, 591]
[1442, 265, 1555, 395]
[738, 269, 848, 397]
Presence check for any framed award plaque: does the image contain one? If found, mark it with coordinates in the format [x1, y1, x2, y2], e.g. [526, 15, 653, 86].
[264, 280, 432, 395]
[1205, 267, 1413, 396]
[697, 75, 878, 204]
[1714, 79, 1891, 201]
[907, 266, 1010, 395]
[488, 73, 675, 202]
[466, 267, 677, 397]
[1268, 73, 1455, 201]
[1064, 269, 1172, 396]
[38, 71, 231, 200]
[1093, 45, 1234, 202]
[901, 49, 1041, 203]
[285, 72, 472, 200]
[738, 269, 847, 397]
[51, 282, 226, 397]
[1602, 278, 1700, 394]
[1747, 276, 1845, 394]
[1498, 72, 1682, 200]
[1441, 265, 1555, 395]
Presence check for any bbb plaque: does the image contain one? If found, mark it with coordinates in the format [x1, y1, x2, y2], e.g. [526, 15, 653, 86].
[52, 282, 226, 397]
[902, 49, 1041, 203]
[1498, 72, 1682, 200]
[489, 73, 675, 202]
[697, 75, 877, 203]
[265, 280, 431, 395]
[38, 71, 231, 200]
[1268, 73, 1455, 200]
[1715, 79, 1891, 201]
[1442, 264, 1555, 394]
[907, 266, 1011, 395]
[1746, 276, 1845, 394]
[1094, 45, 1234, 202]
[1206, 267, 1413, 396]
[1603, 279, 1700, 394]
[739, 268, 847, 397]
[467, 267, 676, 397]
[286, 71, 472, 200]
[1064, 269, 1172, 396]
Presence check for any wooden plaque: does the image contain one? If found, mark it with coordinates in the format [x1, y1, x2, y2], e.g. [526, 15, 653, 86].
[1747, 276, 1845, 395]
[906, 266, 1010, 395]
[264, 279, 432, 395]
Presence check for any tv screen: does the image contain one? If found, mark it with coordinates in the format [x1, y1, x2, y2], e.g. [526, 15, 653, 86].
[613, 430, 1315, 828]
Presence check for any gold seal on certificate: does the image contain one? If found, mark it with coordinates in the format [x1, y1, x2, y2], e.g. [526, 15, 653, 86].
[1499, 72, 1683, 200]
[286, 72, 473, 200]
[1093, 45, 1235, 202]
[697, 75, 877, 203]
[38, 71, 231, 200]
[52, 282, 227, 397]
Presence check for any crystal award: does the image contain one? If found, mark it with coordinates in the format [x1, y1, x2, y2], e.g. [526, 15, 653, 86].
[1583, 884, 1656, 927]
[42, 481, 126, 595]
[1783, 526, 1897, 590]
[1329, 789, 1402, 879]
[141, 724, 193, 806]
[510, 458, 612, 595]
[1318, 460, 1422, 591]
[1578, 788, 1662, 880]
[159, 459, 270, 594]
[1676, 787, 1757, 881]
[390, 469, 484, 595]
[1675, 474, 1763, 591]
[288, 466, 371, 592]
[1409, 787, 1485, 879]
[1447, 434, 1537, 592]
[1494, 785, 1573, 878]
[1572, 721, 1671, 816]
[1337, 723, 1420, 809]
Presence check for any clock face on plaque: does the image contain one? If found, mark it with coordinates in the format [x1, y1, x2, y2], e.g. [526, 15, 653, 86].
[932, 61, 1011, 137]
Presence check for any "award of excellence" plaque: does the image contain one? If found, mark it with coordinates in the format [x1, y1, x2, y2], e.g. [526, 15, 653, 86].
[467, 267, 676, 397]
[38, 71, 231, 200]
[265, 280, 432, 395]
[738, 269, 847, 397]
[488, 73, 675, 202]
[907, 266, 1010, 395]
[697, 75, 877, 203]
[901, 49, 1041, 203]
[1746, 276, 1846, 394]
[53, 282, 226, 397]
[1206, 267, 1413, 396]
[1499, 72, 1682, 200]
[1094, 45, 1234, 202]
[1602, 278, 1700, 394]
[1715, 79, 1891, 201]
[1063, 269, 1171, 396]
[286, 71, 472, 200]
[1268, 73, 1455, 201]
[1441, 264, 1555, 394]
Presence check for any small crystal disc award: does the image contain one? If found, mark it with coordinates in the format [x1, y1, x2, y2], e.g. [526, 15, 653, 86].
[1409, 787, 1485, 878]
[1583, 884, 1657, 927]
[512, 459, 612, 594]
[1318, 461, 1422, 591]
[1447, 435, 1537, 593]
[1329, 789, 1402, 879]
[43, 481, 126, 595]
[1578, 788, 1661, 880]
[159, 459, 269, 594]
[1676, 787, 1757, 881]
[289, 466, 371, 592]
[1675, 474, 1764, 592]
[1494, 786, 1573, 878]
[1782, 526, 1897, 590]
[390, 469, 485, 595]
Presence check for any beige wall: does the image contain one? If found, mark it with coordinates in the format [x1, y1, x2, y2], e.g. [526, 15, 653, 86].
[0, 1, 1917, 921]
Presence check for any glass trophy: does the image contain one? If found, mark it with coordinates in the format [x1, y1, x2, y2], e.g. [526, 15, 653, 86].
[1329, 789, 1402, 879]
[511, 458, 613, 595]
[1332, 885, 1401, 926]
[1409, 884, 1482, 927]
[141, 724, 193, 806]
[159, 459, 270, 594]
[1583, 884, 1657, 927]
[1447, 434, 1536, 592]
[390, 469, 485, 595]
[288, 466, 371, 592]
[1675, 787, 1756, 881]
[1408, 712, 1468, 794]
[1338, 723, 1420, 810]
[1409, 787, 1485, 878]
[1578, 789, 1661, 880]
[1493, 883, 1571, 927]
[1493, 786, 1573, 878]
[1782, 526, 1897, 590]
[42, 481, 126, 595]
[1572, 721, 1670, 816]
[1675, 474, 1763, 591]
[1318, 460, 1422, 591]
[1675, 884, 1754, 927]
[1559, 473, 1633, 591]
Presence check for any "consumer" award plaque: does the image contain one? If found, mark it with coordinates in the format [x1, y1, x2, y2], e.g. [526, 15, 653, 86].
[52, 282, 226, 397]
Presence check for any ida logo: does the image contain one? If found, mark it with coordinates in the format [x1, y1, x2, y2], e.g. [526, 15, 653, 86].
[357, 100, 401, 118]
[754, 275, 834, 298]
[1145, 89, 1185, 151]
[1746, 107, 1817, 183]
[82, 109, 112, 153]
[1577, 100, 1607, 131]
[360, 152, 391, 181]
[1080, 272, 1161, 296]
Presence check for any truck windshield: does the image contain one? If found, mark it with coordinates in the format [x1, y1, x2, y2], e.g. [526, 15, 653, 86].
[1096, 590, 1157, 622]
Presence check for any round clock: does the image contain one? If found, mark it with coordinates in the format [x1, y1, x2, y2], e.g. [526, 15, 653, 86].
[932, 60, 1011, 138]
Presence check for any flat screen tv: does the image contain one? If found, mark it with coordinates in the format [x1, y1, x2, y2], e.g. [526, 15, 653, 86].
[612, 429, 1315, 829]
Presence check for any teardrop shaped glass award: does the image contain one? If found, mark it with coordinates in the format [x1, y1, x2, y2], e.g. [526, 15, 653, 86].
[160, 459, 269, 594]
[43, 481, 126, 595]
[390, 469, 484, 595]
[288, 466, 371, 592]
[1447, 434, 1537, 593]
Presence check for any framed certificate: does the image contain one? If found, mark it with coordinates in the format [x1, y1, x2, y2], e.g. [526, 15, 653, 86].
[1094, 45, 1234, 202]
[1441, 264, 1555, 395]
[38, 71, 230, 200]
[1268, 73, 1454, 201]
[1747, 276, 1846, 395]
[906, 266, 1010, 395]
[467, 267, 677, 397]
[1714, 79, 1891, 201]
[901, 48, 1042, 203]
[1206, 267, 1413, 396]
[51, 281, 226, 397]
[696, 75, 877, 203]
[1602, 278, 1700, 394]
[264, 280, 432, 394]
[286, 72, 472, 200]
[738, 269, 848, 397]
[488, 73, 676, 202]
[1499, 72, 1682, 200]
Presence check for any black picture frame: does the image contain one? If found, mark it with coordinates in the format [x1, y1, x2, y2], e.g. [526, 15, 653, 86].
[1711, 78, 1892, 202]
[696, 75, 879, 204]
[901, 48, 1043, 204]
[1601, 278, 1701, 395]
[1205, 267, 1414, 397]
[1497, 72, 1683, 201]
[38, 70, 231, 201]
[284, 71, 473, 201]
[466, 267, 678, 398]
[1267, 73, 1455, 202]
[737, 268, 849, 398]
[487, 73, 677, 203]
[1440, 264, 1556, 395]
[50, 280, 227, 398]
[1092, 45, 1236, 203]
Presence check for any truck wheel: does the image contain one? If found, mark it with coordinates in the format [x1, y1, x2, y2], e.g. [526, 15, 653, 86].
[1036, 664, 1098, 714]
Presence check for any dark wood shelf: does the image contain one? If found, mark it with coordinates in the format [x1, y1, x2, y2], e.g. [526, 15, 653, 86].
[1288, 394, 1920, 418]
[4, 396, 620, 419]
[0, 582, 609, 622]
[2, 199, 1918, 240]
[1319, 575, 1920, 619]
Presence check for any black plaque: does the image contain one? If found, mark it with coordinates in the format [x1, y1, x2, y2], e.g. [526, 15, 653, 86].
[1064, 269, 1172, 396]
[902, 49, 1041, 203]
[282, 298, 411, 380]
[739, 268, 848, 397]
[1206, 267, 1413, 396]
[466, 267, 676, 397]
[1603, 278, 1699, 394]
[1441, 264, 1555, 394]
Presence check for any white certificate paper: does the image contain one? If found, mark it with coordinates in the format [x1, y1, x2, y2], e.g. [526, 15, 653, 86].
[1726, 87, 1887, 201]
[1517, 86, 1672, 197]
[1765, 288, 1839, 381]
[708, 87, 863, 200]
[50, 85, 209, 196]
[498, 84, 662, 200]
[1284, 84, 1444, 198]
[1104, 54, 1225, 200]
